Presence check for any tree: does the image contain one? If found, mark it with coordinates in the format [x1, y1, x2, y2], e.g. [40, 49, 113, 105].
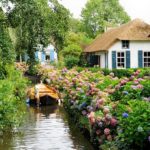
[48, 0, 70, 51]
[0, 8, 15, 65]
[64, 32, 93, 49]
[2, 0, 70, 63]
[7, 0, 53, 64]
[61, 32, 93, 68]
[0, 8, 15, 78]
[81, 0, 130, 38]
[62, 44, 82, 58]
[69, 18, 83, 33]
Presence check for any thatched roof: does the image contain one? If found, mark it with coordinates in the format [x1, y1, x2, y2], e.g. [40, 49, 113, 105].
[84, 19, 150, 52]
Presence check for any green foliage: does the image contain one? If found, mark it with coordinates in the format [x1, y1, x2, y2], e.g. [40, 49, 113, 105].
[0, 62, 7, 79]
[64, 32, 93, 47]
[0, 8, 15, 65]
[28, 63, 39, 76]
[112, 69, 134, 78]
[115, 101, 150, 149]
[141, 80, 150, 97]
[96, 77, 119, 91]
[2, 0, 70, 67]
[78, 54, 89, 67]
[62, 44, 82, 57]
[50, 61, 65, 69]
[138, 68, 150, 77]
[81, 0, 130, 38]
[62, 32, 93, 67]
[8, 0, 52, 64]
[69, 18, 83, 33]
[79, 116, 90, 130]
[40, 67, 150, 149]
[0, 66, 28, 130]
[64, 56, 79, 69]
[48, 0, 70, 50]
[110, 77, 150, 103]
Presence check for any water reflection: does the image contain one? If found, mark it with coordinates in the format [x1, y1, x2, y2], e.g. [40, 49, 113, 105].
[0, 106, 94, 150]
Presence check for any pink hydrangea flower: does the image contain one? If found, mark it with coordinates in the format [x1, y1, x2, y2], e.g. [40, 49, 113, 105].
[96, 130, 101, 135]
[103, 107, 110, 114]
[110, 118, 117, 126]
[134, 79, 139, 85]
[104, 128, 110, 135]
[105, 114, 112, 120]
[107, 135, 112, 141]
[137, 84, 143, 89]
[97, 99, 104, 105]
[120, 80, 127, 85]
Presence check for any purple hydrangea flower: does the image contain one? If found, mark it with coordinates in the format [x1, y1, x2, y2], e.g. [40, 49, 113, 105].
[122, 112, 129, 118]
[87, 106, 94, 112]
[148, 136, 150, 142]
[82, 110, 87, 116]
[98, 121, 103, 128]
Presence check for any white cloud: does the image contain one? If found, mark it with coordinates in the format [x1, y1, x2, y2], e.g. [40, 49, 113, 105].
[58, 0, 150, 23]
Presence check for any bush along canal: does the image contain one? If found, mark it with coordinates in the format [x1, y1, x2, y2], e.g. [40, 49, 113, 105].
[38, 67, 150, 150]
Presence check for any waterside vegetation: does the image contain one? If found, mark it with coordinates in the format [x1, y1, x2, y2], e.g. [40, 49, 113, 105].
[38, 67, 150, 150]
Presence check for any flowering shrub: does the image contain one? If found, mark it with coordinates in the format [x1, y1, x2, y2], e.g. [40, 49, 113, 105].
[114, 101, 150, 150]
[39, 67, 150, 149]
[110, 70, 150, 103]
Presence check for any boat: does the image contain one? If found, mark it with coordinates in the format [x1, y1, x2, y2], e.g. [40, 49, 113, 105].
[27, 83, 60, 106]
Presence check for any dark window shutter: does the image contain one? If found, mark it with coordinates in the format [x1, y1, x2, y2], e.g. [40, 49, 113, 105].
[126, 51, 130, 68]
[138, 50, 143, 68]
[112, 51, 116, 69]
[90, 55, 98, 66]
[89, 55, 94, 66]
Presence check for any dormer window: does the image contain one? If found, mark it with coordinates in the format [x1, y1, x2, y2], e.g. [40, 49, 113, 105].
[122, 40, 129, 49]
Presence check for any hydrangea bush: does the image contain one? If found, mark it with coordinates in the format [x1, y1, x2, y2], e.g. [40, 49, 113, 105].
[38, 67, 150, 149]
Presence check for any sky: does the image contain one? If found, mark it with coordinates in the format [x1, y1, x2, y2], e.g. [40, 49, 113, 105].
[58, 0, 150, 23]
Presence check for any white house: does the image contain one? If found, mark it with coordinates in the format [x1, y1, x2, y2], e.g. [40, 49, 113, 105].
[84, 19, 150, 69]
[34, 44, 58, 64]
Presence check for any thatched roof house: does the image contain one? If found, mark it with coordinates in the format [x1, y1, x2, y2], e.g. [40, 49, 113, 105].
[84, 19, 150, 69]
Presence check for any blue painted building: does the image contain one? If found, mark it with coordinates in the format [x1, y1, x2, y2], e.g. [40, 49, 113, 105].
[25, 44, 58, 64]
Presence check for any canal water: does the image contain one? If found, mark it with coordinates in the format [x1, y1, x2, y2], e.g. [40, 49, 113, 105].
[0, 105, 94, 150]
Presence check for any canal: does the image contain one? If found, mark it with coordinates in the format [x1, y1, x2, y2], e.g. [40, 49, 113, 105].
[0, 105, 95, 150]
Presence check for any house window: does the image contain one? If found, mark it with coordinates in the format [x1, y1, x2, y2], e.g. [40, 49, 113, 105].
[46, 55, 50, 61]
[117, 52, 125, 68]
[122, 40, 129, 49]
[144, 51, 150, 67]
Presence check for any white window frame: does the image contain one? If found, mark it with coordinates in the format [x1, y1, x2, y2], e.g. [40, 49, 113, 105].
[116, 51, 126, 69]
[143, 51, 150, 67]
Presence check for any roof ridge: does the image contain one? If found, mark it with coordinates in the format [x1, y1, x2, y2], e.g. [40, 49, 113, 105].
[84, 19, 150, 52]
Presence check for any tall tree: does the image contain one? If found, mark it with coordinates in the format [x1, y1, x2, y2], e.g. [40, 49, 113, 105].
[7, 0, 53, 64]
[0, 8, 14, 65]
[48, 0, 70, 51]
[1, 0, 70, 62]
[81, 0, 130, 38]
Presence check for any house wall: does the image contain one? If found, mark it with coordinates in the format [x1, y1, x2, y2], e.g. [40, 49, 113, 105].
[95, 52, 106, 68]
[108, 40, 150, 69]
[38, 51, 42, 62]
